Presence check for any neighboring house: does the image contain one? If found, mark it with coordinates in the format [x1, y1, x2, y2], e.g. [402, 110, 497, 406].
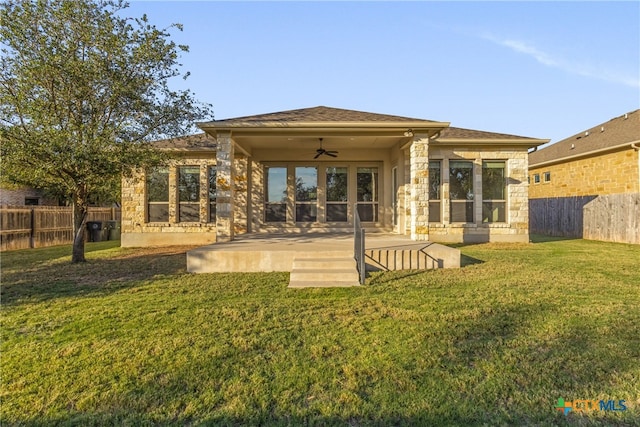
[121, 106, 548, 247]
[528, 110, 640, 243]
[0, 185, 58, 206]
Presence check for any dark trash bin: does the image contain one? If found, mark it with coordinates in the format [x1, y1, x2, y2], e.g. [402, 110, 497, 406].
[86, 221, 103, 242]
[105, 220, 121, 241]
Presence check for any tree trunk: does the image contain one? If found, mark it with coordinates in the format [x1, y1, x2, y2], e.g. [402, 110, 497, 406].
[71, 190, 88, 263]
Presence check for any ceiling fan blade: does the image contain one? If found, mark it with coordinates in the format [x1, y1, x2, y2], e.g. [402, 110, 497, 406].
[314, 152, 323, 159]
[325, 152, 338, 158]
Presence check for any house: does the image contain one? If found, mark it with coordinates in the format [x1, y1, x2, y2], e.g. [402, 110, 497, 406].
[121, 106, 548, 247]
[528, 110, 640, 243]
[0, 185, 59, 206]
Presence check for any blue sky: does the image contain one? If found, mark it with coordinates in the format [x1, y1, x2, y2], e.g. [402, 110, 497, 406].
[126, 1, 639, 144]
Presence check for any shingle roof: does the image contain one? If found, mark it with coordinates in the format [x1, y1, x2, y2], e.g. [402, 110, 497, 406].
[437, 126, 541, 141]
[202, 106, 439, 126]
[152, 133, 216, 150]
[529, 110, 640, 166]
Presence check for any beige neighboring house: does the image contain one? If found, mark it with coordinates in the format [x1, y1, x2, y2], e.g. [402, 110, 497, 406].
[121, 106, 548, 247]
[528, 110, 640, 243]
[529, 110, 640, 198]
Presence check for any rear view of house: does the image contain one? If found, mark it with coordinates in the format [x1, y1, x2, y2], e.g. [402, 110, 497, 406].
[121, 106, 548, 247]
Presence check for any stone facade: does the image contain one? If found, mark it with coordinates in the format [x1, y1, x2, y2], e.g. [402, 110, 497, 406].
[121, 155, 220, 247]
[409, 136, 430, 240]
[529, 148, 639, 198]
[424, 147, 530, 243]
[120, 107, 544, 247]
[215, 133, 235, 242]
[122, 144, 533, 246]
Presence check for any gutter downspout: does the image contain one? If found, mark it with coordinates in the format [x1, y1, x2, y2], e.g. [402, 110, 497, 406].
[632, 141, 640, 192]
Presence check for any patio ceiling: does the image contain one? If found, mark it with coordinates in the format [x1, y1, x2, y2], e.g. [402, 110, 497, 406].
[231, 133, 413, 152]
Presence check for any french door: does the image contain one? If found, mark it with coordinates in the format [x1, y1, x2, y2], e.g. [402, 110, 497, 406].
[263, 164, 380, 224]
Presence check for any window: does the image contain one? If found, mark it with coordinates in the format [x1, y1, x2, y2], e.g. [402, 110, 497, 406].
[482, 161, 506, 223]
[326, 166, 348, 222]
[543, 171, 551, 183]
[449, 161, 474, 222]
[295, 166, 318, 222]
[428, 161, 441, 222]
[178, 166, 200, 222]
[265, 166, 287, 222]
[208, 166, 216, 223]
[24, 197, 39, 206]
[533, 173, 540, 184]
[146, 167, 169, 222]
[356, 167, 378, 222]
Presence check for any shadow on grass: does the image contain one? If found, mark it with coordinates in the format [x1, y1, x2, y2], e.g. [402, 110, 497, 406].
[460, 253, 484, 267]
[529, 234, 581, 243]
[366, 269, 427, 286]
[0, 247, 190, 306]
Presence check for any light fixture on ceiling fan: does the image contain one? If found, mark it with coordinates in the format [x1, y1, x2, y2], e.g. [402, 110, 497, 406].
[314, 138, 338, 159]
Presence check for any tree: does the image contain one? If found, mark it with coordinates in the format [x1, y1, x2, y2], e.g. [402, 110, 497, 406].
[0, 0, 212, 262]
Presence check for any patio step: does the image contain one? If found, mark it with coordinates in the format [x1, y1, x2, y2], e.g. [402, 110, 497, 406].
[288, 257, 360, 288]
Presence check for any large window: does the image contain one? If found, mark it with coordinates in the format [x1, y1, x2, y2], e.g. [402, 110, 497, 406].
[429, 161, 441, 222]
[146, 167, 169, 222]
[326, 166, 348, 222]
[265, 167, 287, 222]
[482, 161, 506, 223]
[178, 166, 201, 222]
[208, 166, 216, 223]
[449, 161, 474, 222]
[295, 167, 318, 222]
[356, 167, 378, 222]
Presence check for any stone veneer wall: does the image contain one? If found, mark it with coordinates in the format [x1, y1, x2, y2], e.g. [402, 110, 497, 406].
[409, 136, 430, 240]
[529, 149, 639, 199]
[425, 147, 530, 243]
[121, 155, 218, 247]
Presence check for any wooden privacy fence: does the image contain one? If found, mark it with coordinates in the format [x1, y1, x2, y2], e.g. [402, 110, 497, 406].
[583, 193, 640, 244]
[0, 206, 121, 251]
[529, 193, 639, 244]
[529, 196, 596, 238]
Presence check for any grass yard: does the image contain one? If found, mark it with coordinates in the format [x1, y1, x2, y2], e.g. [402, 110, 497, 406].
[1, 237, 639, 426]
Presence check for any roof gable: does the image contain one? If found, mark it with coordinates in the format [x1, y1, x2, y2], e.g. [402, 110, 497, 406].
[530, 110, 640, 166]
[204, 106, 438, 126]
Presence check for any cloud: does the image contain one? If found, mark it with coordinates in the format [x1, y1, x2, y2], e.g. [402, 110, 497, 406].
[482, 33, 640, 89]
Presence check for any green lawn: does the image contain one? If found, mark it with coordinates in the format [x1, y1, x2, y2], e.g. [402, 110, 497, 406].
[1, 237, 639, 426]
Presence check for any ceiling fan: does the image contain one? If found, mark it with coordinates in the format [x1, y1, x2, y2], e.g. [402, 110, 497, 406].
[314, 138, 338, 159]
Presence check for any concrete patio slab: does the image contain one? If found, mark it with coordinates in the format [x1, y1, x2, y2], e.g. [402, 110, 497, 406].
[186, 232, 460, 274]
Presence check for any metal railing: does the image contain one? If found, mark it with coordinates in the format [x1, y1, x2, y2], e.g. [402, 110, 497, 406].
[354, 206, 366, 284]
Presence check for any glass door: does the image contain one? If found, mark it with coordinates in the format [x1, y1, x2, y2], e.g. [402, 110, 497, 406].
[356, 167, 378, 222]
[265, 166, 287, 222]
[295, 166, 318, 222]
[326, 166, 348, 222]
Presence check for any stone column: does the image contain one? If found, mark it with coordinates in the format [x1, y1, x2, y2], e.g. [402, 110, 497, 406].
[410, 135, 430, 240]
[215, 132, 234, 242]
[233, 155, 248, 235]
